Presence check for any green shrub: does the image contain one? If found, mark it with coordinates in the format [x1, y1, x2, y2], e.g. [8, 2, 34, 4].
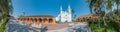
[0, 18, 9, 32]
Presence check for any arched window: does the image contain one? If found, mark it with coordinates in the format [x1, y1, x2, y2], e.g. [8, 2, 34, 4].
[31, 18, 34, 22]
[23, 18, 25, 21]
[38, 18, 42, 22]
[87, 19, 89, 21]
[20, 18, 22, 21]
[83, 17, 85, 21]
[81, 20, 82, 22]
[89, 17, 91, 19]
[21, 18, 23, 21]
[49, 18, 53, 23]
[43, 18, 47, 22]
[27, 18, 29, 21]
[34, 18, 37, 22]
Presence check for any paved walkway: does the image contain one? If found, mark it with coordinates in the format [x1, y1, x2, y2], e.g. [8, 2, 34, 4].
[47, 22, 91, 32]
[6, 19, 91, 32]
[6, 19, 41, 32]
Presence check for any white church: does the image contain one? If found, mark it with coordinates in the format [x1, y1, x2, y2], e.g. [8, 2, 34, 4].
[56, 5, 72, 22]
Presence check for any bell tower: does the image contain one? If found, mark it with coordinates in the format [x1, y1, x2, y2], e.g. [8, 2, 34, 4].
[60, 6, 62, 13]
[68, 4, 71, 14]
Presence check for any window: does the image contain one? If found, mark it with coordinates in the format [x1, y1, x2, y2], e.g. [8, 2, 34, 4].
[39, 18, 42, 22]
[23, 18, 25, 21]
[34, 18, 37, 22]
[31, 18, 34, 22]
[27, 18, 29, 21]
[20, 19, 22, 21]
[81, 20, 82, 22]
[43, 18, 47, 22]
[83, 17, 85, 19]
[89, 17, 91, 19]
[49, 19, 53, 23]
[87, 19, 89, 21]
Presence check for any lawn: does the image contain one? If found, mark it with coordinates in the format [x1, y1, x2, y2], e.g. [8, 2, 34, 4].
[89, 23, 116, 32]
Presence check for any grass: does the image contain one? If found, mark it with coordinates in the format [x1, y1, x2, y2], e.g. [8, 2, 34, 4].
[89, 22, 116, 32]
[0, 18, 9, 32]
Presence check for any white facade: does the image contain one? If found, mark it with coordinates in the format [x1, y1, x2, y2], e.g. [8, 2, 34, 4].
[56, 5, 72, 22]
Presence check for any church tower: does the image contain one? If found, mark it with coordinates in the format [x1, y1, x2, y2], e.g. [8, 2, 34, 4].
[68, 5, 71, 14]
[60, 6, 62, 13]
[56, 5, 72, 22]
[67, 4, 72, 22]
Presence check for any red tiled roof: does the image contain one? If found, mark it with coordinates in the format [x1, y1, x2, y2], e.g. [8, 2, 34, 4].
[19, 15, 55, 17]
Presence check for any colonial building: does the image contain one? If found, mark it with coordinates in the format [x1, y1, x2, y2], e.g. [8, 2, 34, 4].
[75, 14, 98, 22]
[56, 5, 72, 22]
[17, 15, 56, 24]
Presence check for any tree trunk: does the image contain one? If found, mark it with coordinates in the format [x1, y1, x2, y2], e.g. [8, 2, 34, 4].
[116, 0, 119, 16]
[103, 17, 107, 26]
[98, 16, 101, 28]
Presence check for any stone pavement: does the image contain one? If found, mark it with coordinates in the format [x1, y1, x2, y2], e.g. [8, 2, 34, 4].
[5, 19, 91, 32]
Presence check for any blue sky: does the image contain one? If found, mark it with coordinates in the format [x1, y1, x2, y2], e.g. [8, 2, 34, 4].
[11, 0, 90, 17]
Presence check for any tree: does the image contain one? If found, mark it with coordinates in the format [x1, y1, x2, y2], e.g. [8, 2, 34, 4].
[86, 0, 97, 14]
[109, 9, 120, 32]
[113, 0, 120, 16]
[87, 0, 103, 28]
[86, 0, 113, 32]
[71, 9, 76, 22]
[0, 0, 13, 32]
[0, 0, 13, 19]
